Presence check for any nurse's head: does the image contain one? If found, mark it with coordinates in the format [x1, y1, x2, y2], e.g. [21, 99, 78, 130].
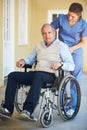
[68, 3, 83, 25]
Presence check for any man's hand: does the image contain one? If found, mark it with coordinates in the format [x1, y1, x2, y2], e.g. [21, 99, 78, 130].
[16, 59, 25, 68]
[50, 62, 62, 70]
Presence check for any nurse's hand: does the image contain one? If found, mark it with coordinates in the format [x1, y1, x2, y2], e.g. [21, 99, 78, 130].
[70, 47, 74, 53]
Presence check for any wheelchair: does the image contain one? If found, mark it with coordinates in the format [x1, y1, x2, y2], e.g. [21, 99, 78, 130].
[14, 64, 81, 128]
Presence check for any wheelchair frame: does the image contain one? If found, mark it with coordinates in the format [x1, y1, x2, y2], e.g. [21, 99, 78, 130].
[14, 64, 81, 127]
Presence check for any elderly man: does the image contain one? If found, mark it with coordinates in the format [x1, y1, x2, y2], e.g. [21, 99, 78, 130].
[0, 23, 75, 120]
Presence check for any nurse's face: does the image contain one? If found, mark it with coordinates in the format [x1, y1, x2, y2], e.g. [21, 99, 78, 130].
[68, 11, 80, 26]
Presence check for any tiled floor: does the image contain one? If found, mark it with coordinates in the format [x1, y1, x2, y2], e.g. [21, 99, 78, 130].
[0, 73, 87, 130]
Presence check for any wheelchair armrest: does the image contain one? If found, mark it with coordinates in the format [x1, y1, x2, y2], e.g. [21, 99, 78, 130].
[23, 64, 32, 72]
[23, 64, 32, 68]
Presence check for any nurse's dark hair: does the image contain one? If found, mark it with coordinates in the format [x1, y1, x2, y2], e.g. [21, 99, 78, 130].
[69, 3, 83, 19]
[41, 23, 57, 39]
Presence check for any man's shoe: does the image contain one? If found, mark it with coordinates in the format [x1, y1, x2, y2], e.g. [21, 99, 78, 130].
[0, 106, 11, 118]
[20, 110, 37, 121]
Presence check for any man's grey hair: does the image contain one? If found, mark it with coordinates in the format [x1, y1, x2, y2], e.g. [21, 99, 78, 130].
[41, 23, 57, 38]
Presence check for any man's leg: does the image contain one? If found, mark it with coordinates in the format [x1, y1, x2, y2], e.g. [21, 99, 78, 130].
[2, 71, 34, 115]
[23, 71, 55, 114]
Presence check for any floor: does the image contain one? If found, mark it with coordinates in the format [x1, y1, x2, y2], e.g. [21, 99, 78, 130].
[0, 73, 87, 130]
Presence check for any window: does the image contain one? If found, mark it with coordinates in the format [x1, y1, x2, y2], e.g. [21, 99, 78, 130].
[48, 10, 68, 23]
[18, 0, 28, 45]
[48, 10, 68, 38]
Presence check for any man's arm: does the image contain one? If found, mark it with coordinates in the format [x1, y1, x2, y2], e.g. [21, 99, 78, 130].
[59, 44, 75, 71]
[25, 48, 37, 65]
[16, 48, 37, 68]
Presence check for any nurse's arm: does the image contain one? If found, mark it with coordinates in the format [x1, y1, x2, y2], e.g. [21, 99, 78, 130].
[69, 37, 87, 53]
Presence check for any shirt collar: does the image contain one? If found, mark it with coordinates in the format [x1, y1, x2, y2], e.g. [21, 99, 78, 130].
[42, 39, 60, 47]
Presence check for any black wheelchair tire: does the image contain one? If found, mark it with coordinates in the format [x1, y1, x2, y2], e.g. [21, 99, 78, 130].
[57, 74, 81, 121]
[40, 110, 53, 128]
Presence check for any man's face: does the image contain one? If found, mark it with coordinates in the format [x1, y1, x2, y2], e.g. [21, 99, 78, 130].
[42, 26, 56, 46]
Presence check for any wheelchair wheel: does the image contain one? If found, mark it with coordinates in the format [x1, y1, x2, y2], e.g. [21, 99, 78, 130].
[57, 74, 81, 121]
[15, 85, 30, 113]
[40, 110, 53, 128]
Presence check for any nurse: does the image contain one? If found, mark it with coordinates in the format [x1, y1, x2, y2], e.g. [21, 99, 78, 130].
[51, 2, 87, 114]
[51, 2, 87, 84]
